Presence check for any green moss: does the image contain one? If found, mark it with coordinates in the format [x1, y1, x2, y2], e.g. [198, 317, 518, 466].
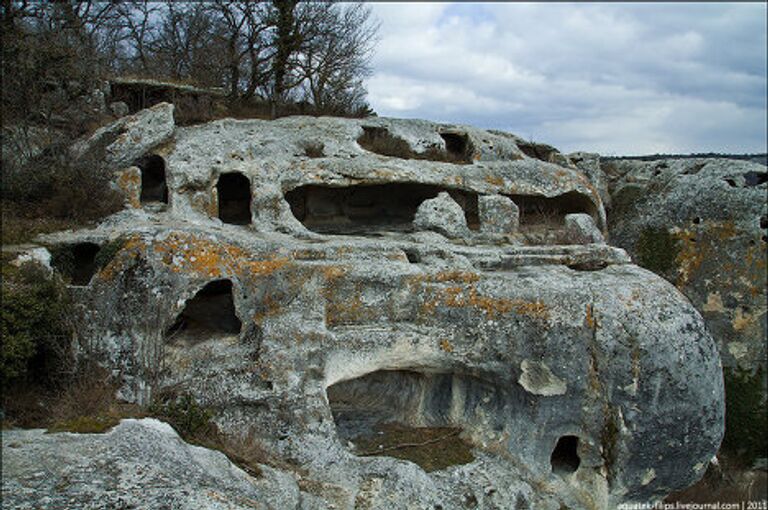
[635, 227, 679, 274]
[352, 423, 475, 472]
[722, 366, 768, 466]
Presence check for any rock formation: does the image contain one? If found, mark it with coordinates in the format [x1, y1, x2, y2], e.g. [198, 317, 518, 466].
[2, 105, 726, 509]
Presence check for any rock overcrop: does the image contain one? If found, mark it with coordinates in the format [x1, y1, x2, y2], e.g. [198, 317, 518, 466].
[3, 106, 727, 509]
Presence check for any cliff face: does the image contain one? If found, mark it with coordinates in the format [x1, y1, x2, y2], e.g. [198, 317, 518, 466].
[5, 105, 726, 509]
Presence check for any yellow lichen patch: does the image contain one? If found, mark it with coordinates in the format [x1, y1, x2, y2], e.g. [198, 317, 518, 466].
[440, 339, 453, 353]
[253, 292, 283, 322]
[732, 307, 764, 333]
[431, 270, 481, 284]
[585, 303, 597, 329]
[484, 175, 504, 187]
[674, 227, 706, 289]
[424, 285, 550, 320]
[117, 168, 141, 208]
[320, 265, 347, 281]
[702, 292, 725, 313]
[97, 235, 145, 281]
[325, 290, 373, 327]
[152, 232, 288, 278]
[207, 190, 219, 218]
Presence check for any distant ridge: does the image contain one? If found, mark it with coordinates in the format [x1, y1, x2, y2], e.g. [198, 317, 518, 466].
[602, 152, 767, 165]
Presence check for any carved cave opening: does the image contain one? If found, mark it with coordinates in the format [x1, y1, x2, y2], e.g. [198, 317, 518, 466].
[439, 132, 473, 163]
[285, 183, 479, 235]
[507, 191, 598, 244]
[357, 126, 472, 164]
[217, 172, 252, 225]
[326, 369, 516, 471]
[166, 279, 242, 345]
[550, 435, 581, 474]
[135, 154, 168, 204]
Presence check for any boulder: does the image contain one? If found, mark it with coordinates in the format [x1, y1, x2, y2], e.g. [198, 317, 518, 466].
[565, 213, 605, 244]
[479, 194, 519, 234]
[70, 102, 174, 171]
[414, 191, 469, 238]
[109, 101, 130, 118]
[1, 419, 299, 510]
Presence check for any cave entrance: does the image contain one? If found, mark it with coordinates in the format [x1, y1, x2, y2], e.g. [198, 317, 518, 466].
[327, 369, 492, 471]
[217, 172, 252, 225]
[70, 243, 100, 286]
[51, 242, 101, 286]
[550, 435, 580, 474]
[166, 279, 241, 345]
[135, 155, 168, 204]
[439, 132, 473, 163]
[505, 191, 597, 244]
[285, 183, 479, 235]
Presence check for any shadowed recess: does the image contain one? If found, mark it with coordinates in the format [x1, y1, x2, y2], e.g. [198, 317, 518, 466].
[551, 435, 580, 474]
[326, 369, 522, 471]
[285, 183, 479, 234]
[217, 172, 252, 225]
[166, 279, 242, 345]
[134, 154, 168, 204]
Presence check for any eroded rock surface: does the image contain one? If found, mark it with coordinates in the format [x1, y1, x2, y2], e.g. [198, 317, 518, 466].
[604, 158, 767, 374]
[4, 107, 726, 509]
[1, 419, 299, 510]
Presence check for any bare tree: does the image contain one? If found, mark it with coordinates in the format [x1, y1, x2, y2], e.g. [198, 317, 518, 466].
[296, 3, 378, 114]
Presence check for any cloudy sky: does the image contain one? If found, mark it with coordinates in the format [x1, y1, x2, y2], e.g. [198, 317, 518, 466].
[365, 3, 767, 156]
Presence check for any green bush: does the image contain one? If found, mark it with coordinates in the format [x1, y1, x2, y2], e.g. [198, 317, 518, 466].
[1, 263, 71, 386]
[149, 394, 217, 443]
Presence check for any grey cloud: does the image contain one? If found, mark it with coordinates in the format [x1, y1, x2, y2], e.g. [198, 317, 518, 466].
[366, 3, 767, 154]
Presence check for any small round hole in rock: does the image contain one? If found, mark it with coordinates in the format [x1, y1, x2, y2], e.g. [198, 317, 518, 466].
[405, 250, 420, 263]
[550, 435, 580, 474]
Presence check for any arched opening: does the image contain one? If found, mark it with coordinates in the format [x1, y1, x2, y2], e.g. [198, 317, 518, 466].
[134, 154, 168, 204]
[550, 435, 580, 474]
[505, 191, 598, 245]
[325, 369, 511, 471]
[285, 183, 479, 235]
[217, 172, 252, 225]
[166, 279, 241, 345]
[439, 132, 473, 163]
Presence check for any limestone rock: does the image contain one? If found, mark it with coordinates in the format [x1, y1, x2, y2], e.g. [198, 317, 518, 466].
[70, 102, 174, 171]
[565, 213, 605, 244]
[109, 101, 130, 118]
[22, 111, 726, 509]
[603, 158, 767, 373]
[1, 419, 299, 510]
[479, 194, 519, 234]
[414, 191, 469, 238]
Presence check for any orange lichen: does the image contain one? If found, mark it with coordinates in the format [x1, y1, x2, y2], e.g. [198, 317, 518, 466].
[117, 168, 141, 208]
[152, 232, 289, 278]
[440, 339, 454, 353]
[96, 234, 145, 281]
[422, 285, 550, 320]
